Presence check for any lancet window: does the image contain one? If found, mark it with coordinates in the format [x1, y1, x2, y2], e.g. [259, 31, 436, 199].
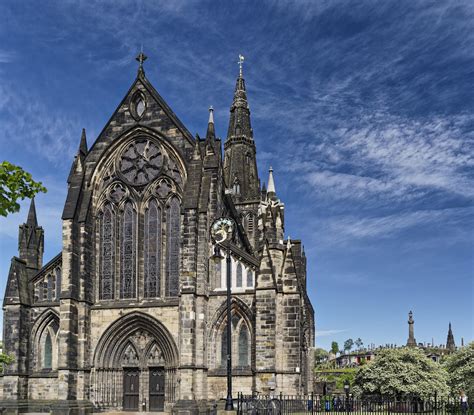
[120, 202, 136, 299]
[238, 325, 250, 367]
[236, 263, 243, 287]
[145, 200, 161, 298]
[100, 204, 115, 300]
[44, 333, 53, 369]
[166, 197, 180, 297]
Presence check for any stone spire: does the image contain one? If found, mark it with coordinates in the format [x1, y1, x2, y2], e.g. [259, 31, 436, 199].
[223, 55, 260, 202]
[406, 311, 417, 347]
[226, 54, 252, 139]
[26, 197, 38, 227]
[446, 322, 456, 351]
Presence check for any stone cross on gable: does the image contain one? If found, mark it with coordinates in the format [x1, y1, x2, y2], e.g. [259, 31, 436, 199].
[136, 50, 148, 73]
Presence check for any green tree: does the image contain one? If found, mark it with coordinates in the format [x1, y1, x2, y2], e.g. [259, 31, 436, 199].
[444, 342, 474, 400]
[355, 338, 363, 350]
[331, 341, 339, 355]
[0, 161, 46, 217]
[344, 338, 354, 353]
[353, 348, 449, 399]
[314, 348, 329, 365]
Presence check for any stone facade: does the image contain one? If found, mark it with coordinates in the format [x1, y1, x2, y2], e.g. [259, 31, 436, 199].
[1, 59, 315, 413]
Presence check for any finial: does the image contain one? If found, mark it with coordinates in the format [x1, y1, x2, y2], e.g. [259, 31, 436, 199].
[136, 49, 148, 74]
[286, 236, 292, 250]
[208, 106, 214, 124]
[238, 54, 245, 77]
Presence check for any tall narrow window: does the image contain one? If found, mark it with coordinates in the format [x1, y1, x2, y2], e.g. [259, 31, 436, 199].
[120, 202, 136, 299]
[44, 333, 52, 369]
[246, 269, 254, 288]
[236, 263, 242, 287]
[145, 200, 161, 297]
[215, 260, 222, 289]
[100, 204, 115, 300]
[166, 197, 180, 297]
[247, 214, 254, 239]
[47, 275, 53, 301]
[238, 325, 249, 367]
[55, 268, 61, 301]
[221, 325, 228, 368]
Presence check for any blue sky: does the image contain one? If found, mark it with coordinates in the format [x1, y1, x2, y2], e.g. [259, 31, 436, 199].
[0, 0, 472, 350]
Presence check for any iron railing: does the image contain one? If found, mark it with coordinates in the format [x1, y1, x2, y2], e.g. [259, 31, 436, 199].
[237, 393, 473, 415]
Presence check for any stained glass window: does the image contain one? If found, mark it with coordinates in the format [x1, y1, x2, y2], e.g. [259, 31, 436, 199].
[238, 325, 249, 366]
[120, 202, 136, 299]
[236, 263, 242, 287]
[166, 197, 180, 297]
[44, 333, 52, 369]
[145, 200, 161, 298]
[100, 205, 115, 300]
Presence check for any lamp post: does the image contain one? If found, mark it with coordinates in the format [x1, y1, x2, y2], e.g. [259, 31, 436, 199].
[211, 217, 235, 411]
[344, 380, 350, 414]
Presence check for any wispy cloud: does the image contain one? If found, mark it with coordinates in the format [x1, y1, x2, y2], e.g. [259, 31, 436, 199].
[316, 329, 348, 338]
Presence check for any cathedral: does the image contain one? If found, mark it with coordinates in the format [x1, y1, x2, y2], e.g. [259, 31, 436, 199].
[1, 54, 315, 414]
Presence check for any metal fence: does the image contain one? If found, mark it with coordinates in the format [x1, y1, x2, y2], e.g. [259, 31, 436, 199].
[237, 393, 473, 415]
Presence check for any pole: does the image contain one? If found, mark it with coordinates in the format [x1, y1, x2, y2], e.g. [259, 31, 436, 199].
[225, 244, 234, 410]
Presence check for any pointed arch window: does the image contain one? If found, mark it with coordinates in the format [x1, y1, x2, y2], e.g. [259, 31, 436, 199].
[44, 333, 52, 369]
[166, 197, 180, 297]
[221, 325, 228, 368]
[236, 263, 243, 287]
[100, 204, 115, 300]
[145, 200, 161, 298]
[238, 325, 249, 367]
[120, 202, 136, 299]
[246, 269, 254, 288]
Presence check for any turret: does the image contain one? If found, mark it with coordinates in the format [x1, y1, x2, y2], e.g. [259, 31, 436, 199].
[18, 197, 44, 277]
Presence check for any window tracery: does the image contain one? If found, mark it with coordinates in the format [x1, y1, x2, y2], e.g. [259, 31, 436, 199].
[145, 200, 161, 298]
[120, 202, 136, 299]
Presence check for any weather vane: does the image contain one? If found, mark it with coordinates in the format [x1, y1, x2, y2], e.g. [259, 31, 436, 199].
[136, 46, 147, 73]
[238, 54, 245, 77]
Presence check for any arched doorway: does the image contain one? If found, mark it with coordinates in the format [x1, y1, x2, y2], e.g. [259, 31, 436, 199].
[92, 312, 179, 411]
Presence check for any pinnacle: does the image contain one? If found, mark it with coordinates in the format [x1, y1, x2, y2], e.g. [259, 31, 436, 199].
[79, 128, 88, 156]
[267, 166, 276, 195]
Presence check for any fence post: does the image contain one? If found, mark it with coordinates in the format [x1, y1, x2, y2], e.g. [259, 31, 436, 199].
[311, 392, 314, 415]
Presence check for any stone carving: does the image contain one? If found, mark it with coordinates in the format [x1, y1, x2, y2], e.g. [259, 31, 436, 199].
[130, 330, 152, 353]
[122, 344, 139, 366]
[148, 343, 165, 365]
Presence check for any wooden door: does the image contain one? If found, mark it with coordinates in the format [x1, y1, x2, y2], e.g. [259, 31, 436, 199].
[123, 368, 140, 411]
[149, 367, 165, 411]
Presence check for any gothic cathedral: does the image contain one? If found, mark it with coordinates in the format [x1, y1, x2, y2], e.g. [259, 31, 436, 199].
[1, 55, 315, 414]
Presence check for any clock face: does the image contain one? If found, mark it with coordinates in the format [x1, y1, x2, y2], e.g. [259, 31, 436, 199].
[211, 218, 234, 244]
[118, 140, 163, 186]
